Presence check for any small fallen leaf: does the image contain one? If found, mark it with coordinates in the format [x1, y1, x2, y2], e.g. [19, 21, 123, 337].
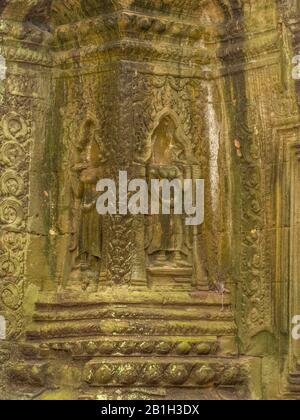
[234, 139, 241, 149]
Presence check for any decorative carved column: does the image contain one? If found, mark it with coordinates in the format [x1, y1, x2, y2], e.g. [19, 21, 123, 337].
[2, 0, 284, 401]
[0, 1, 248, 401]
[47, 1, 215, 293]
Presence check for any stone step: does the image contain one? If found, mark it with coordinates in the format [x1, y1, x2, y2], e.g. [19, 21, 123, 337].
[32, 304, 234, 323]
[280, 371, 300, 399]
[18, 291, 239, 398]
[83, 357, 248, 388]
[20, 335, 238, 360]
[283, 386, 300, 399]
[35, 289, 231, 309]
[8, 357, 251, 399]
[26, 317, 237, 341]
[289, 372, 300, 385]
[77, 386, 248, 400]
[28, 295, 236, 342]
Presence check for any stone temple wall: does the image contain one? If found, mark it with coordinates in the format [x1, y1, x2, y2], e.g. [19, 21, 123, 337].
[0, 0, 300, 400]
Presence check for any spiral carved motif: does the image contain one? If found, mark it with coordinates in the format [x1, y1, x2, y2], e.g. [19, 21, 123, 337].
[0, 282, 22, 310]
[0, 198, 24, 226]
[0, 231, 25, 252]
[0, 255, 20, 278]
[2, 112, 29, 142]
[1, 142, 25, 167]
[0, 171, 24, 196]
[85, 362, 246, 387]
[0, 110, 31, 340]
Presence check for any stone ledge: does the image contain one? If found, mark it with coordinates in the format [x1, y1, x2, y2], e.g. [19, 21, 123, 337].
[35, 288, 232, 306]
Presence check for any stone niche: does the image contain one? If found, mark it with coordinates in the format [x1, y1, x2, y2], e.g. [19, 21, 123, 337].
[0, 0, 300, 400]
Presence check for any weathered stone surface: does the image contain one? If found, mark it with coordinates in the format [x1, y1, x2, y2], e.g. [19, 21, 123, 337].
[0, 0, 300, 400]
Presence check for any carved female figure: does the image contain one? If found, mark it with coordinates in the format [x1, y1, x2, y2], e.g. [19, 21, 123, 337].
[146, 115, 192, 268]
[69, 121, 105, 290]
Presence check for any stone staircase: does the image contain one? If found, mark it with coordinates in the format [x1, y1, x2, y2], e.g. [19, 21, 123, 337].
[8, 289, 257, 400]
[285, 363, 300, 400]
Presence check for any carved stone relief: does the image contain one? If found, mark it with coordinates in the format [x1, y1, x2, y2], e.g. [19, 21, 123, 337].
[0, 0, 300, 401]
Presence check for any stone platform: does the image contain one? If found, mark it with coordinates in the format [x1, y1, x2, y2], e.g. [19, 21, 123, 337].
[5, 289, 260, 400]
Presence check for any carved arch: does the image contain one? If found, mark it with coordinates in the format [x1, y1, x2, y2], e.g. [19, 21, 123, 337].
[139, 109, 194, 165]
[1, 0, 123, 28]
[1, 0, 238, 29]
